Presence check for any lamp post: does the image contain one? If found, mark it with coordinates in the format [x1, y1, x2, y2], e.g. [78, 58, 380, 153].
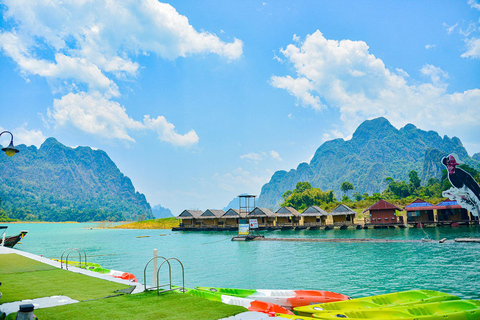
[0, 131, 19, 157]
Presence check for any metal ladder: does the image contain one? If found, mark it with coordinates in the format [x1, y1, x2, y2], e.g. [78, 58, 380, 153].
[143, 256, 185, 295]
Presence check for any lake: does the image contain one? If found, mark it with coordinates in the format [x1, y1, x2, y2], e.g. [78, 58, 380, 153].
[3, 223, 480, 300]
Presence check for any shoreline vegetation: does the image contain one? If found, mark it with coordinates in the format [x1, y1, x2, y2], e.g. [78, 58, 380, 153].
[112, 217, 179, 230]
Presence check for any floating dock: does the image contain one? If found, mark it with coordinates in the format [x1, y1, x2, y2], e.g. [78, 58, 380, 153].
[252, 237, 448, 243]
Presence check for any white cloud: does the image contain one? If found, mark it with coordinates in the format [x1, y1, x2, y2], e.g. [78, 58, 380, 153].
[144, 115, 199, 147]
[240, 152, 263, 162]
[269, 150, 282, 161]
[468, 0, 480, 11]
[241, 150, 283, 162]
[461, 38, 480, 58]
[271, 30, 480, 143]
[443, 22, 459, 34]
[425, 44, 436, 49]
[0, 0, 242, 146]
[49, 92, 198, 146]
[0, 124, 46, 147]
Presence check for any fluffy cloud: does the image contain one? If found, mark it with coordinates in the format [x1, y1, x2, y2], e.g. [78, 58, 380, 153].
[271, 30, 480, 140]
[0, 0, 242, 145]
[461, 38, 480, 59]
[50, 92, 198, 146]
[240, 150, 282, 162]
[0, 125, 46, 147]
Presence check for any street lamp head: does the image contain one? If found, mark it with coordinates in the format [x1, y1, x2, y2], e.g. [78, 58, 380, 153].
[2, 141, 19, 157]
[0, 131, 19, 157]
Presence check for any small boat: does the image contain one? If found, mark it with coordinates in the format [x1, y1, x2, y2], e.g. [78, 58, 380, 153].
[294, 290, 460, 317]
[310, 299, 480, 319]
[194, 286, 351, 308]
[51, 259, 137, 282]
[172, 286, 293, 316]
[0, 227, 28, 248]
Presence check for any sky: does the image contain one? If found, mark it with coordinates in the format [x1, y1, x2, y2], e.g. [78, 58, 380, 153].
[1, 0, 479, 214]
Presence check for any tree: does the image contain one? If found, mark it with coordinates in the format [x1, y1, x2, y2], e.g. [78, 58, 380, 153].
[340, 181, 354, 197]
[294, 182, 312, 193]
[408, 170, 421, 193]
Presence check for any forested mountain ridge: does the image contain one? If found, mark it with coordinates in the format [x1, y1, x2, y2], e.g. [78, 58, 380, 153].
[257, 117, 480, 210]
[0, 137, 153, 221]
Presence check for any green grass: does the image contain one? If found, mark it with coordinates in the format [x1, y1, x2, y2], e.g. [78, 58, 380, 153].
[0, 254, 130, 303]
[7, 291, 246, 320]
[1, 253, 247, 319]
[114, 217, 179, 229]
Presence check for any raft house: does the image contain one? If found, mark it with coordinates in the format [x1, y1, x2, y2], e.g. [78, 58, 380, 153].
[174, 197, 478, 231]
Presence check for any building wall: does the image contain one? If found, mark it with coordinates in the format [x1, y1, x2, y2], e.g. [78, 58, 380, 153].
[370, 209, 397, 224]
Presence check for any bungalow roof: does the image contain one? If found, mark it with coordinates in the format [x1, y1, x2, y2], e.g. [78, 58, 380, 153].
[434, 199, 462, 210]
[176, 210, 203, 219]
[301, 206, 328, 216]
[330, 204, 356, 216]
[222, 208, 248, 218]
[248, 207, 275, 217]
[362, 199, 403, 213]
[404, 198, 434, 212]
[275, 206, 300, 217]
[201, 209, 225, 218]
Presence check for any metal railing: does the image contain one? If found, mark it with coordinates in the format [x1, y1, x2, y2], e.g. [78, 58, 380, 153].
[60, 248, 87, 270]
[143, 256, 185, 295]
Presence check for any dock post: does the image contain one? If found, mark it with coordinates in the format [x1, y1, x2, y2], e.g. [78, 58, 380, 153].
[153, 249, 158, 288]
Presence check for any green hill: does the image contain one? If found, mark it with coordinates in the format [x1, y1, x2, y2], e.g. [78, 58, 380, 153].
[257, 117, 480, 210]
[0, 137, 153, 222]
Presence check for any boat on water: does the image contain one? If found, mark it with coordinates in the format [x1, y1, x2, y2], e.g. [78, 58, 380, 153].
[309, 299, 480, 320]
[51, 259, 137, 282]
[171, 286, 293, 316]
[294, 290, 460, 317]
[194, 286, 351, 308]
[0, 226, 28, 248]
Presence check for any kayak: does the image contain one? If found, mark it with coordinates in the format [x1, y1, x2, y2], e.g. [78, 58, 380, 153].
[310, 299, 480, 320]
[275, 314, 314, 320]
[294, 290, 460, 317]
[51, 259, 137, 282]
[172, 286, 293, 316]
[194, 286, 351, 308]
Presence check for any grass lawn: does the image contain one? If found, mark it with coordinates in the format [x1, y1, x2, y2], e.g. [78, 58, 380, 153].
[7, 291, 246, 320]
[114, 217, 179, 229]
[1, 253, 246, 319]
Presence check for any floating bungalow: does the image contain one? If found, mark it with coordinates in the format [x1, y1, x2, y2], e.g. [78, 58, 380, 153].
[329, 204, 357, 228]
[221, 209, 247, 229]
[274, 207, 300, 229]
[247, 207, 275, 229]
[200, 209, 225, 227]
[435, 199, 472, 224]
[177, 210, 203, 228]
[300, 206, 328, 229]
[404, 199, 435, 224]
[363, 199, 404, 227]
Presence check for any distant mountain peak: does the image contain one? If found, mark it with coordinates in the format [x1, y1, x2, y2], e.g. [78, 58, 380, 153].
[257, 117, 479, 210]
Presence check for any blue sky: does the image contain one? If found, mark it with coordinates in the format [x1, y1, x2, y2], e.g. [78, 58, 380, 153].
[1, 0, 479, 214]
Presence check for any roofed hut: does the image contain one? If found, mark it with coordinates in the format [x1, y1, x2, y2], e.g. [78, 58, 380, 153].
[201, 209, 225, 227]
[404, 199, 435, 224]
[300, 206, 328, 227]
[435, 199, 471, 223]
[363, 200, 403, 225]
[176, 210, 203, 228]
[275, 207, 300, 227]
[247, 207, 275, 227]
[222, 209, 247, 228]
[329, 204, 356, 226]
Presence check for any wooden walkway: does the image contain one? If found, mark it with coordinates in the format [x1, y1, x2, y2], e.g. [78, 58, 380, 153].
[254, 237, 434, 243]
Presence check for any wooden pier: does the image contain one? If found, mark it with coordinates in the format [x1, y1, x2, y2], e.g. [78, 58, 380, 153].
[253, 237, 443, 243]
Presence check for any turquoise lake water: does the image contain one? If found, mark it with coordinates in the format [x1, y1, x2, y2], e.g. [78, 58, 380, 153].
[3, 223, 480, 300]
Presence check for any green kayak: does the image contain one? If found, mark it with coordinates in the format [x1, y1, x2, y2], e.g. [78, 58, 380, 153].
[294, 290, 460, 317]
[311, 299, 480, 320]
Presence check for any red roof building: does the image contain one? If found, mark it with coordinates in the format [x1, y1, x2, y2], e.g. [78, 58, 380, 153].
[363, 199, 403, 224]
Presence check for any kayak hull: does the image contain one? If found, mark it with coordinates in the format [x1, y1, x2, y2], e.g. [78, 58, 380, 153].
[294, 290, 460, 317]
[194, 286, 351, 308]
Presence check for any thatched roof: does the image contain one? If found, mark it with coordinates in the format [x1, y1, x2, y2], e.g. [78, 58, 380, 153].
[301, 206, 328, 216]
[404, 198, 434, 212]
[248, 207, 275, 217]
[275, 206, 300, 217]
[222, 208, 248, 219]
[201, 209, 225, 218]
[177, 210, 203, 219]
[362, 200, 403, 213]
[329, 204, 356, 216]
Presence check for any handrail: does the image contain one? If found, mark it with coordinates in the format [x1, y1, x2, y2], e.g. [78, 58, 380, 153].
[60, 248, 87, 270]
[143, 256, 185, 295]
